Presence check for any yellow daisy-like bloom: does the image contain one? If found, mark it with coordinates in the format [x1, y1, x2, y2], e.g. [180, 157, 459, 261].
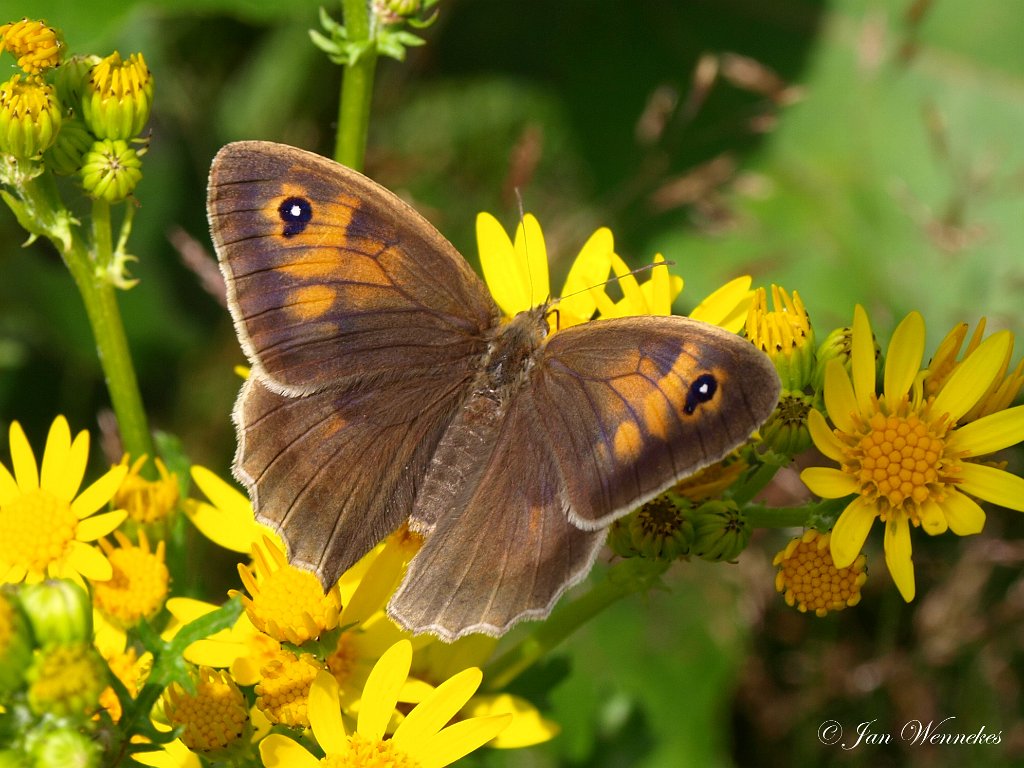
[0, 73, 62, 159]
[254, 647, 323, 727]
[231, 535, 342, 645]
[773, 529, 867, 616]
[259, 640, 512, 768]
[801, 306, 1024, 601]
[925, 318, 1024, 422]
[27, 640, 108, 717]
[115, 455, 179, 524]
[0, 18, 62, 73]
[92, 528, 169, 628]
[98, 643, 152, 722]
[163, 667, 251, 757]
[0, 417, 127, 585]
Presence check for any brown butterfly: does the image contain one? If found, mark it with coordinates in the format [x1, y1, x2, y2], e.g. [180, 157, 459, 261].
[207, 141, 780, 641]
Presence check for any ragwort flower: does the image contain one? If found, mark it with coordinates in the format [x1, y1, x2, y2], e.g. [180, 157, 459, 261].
[0, 417, 127, 585]
[259, 640, 512, 768]
[801, 306, 1024, 601]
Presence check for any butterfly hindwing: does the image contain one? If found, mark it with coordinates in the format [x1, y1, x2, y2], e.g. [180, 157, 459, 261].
[533, 315, 781, 528]
[389, 390, 606, 639]
[208, 141, 498, 395]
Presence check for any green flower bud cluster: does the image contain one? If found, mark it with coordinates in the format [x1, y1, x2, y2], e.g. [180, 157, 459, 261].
[608, 492, 695, 561]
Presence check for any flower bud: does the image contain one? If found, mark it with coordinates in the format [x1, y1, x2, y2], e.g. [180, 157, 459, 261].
[813, 322, 881, 394]
[18, 579, 92, 646]
[745, 285, 815, 392]
[29, 727, 101, 768]
[690, 500, 751, 562]
[758, 389, 815, 456]
[80, 138, 142, 202]
[53, 54, 98, 116]
[608, 493, 694, 561]
[43, 116, 91, 175]
[0, 74, 62, 159]
[81, 52, 152, 140]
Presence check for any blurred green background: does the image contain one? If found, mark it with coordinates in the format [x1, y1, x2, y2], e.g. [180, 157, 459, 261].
[2, 0, 1022, 765]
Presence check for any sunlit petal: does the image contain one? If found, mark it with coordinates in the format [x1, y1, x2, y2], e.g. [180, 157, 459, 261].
[800, 466, 859, 499]
[66, 540, 113, 582]
[359, 640, 412, 740]
[823, 359, 859, 434]
[917, 500, 948, 535]
[309, 671, 347, 753]
[830, 496, 877, 568]
[417, 715, 514, 768]
[558, 227, 613, 322]
[258, 734, 319, 768]
[394, 667, 482, 748]
[514, 214, 549, 309]
[883, 311, 924, 403]
[850, 305, 876, 414]
[883, 515, 915, 601]
[0, 461, 19, 505]
[932, 331, 1012, 424]
[9, 421, 39, 491]
[946, 404, 1024, 457]
[70, 465, 128, 518]
[50, 429, 90, 502]
[806, 409, 845, 462]
[690, 276, 753, 332]
[958, 461, 1024, 512]
[477, 212, 527, 317]
[39, 416, 72, 496]
[76, 509, 128, 542]
[940, 490, 986, 536]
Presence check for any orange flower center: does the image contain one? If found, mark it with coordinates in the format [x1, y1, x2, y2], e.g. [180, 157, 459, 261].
[164, 668, 249, 754]
[774, 530, 867, 616]
[322, 733, 421, 768]
[93, 542, 169, 627]
[843, 400, 958, 520]
[0, 488, 77, 572]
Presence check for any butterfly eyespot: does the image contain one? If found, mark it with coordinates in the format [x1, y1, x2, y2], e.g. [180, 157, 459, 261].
[684, 373, 718, 415]
[278, 196, 313, 237]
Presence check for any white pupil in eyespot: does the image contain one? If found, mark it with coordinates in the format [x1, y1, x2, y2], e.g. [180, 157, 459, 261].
[289, 204, 302, 218]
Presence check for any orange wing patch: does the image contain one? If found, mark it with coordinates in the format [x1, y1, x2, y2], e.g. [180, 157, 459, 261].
[287, 284, 337, 321]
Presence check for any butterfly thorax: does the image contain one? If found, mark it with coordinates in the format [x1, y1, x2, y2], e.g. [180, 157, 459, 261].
[479, 305, 550, 401]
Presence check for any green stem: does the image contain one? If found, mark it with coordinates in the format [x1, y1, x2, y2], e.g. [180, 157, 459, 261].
[482, 558, 669, 691]
[743, 495, 850, 529]
[59, 200, 154, 464]
[334, 0, 378, 170]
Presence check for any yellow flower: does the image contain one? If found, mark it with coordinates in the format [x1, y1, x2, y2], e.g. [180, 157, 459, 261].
[0, 417, 127, 585]
[254, 647, 323, 727]
[92, 528, 169, 628]
[115, 455, 179, 524]
[162, 667, 251, 758]
[773, 529, 867, 616]
[27, 641, 108, 717]
[81, 51, 153, 140]
[0, 19, 63, 73]
[259, 640, 512, 768]
[0, 73, 61, 158]
[231, 535, 342, 645]
[97, 640, 152, 722]
[802, 306, 1024, 601]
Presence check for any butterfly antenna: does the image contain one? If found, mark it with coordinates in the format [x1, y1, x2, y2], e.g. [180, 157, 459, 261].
[556, 259, 676, 304]
[514, 188, 540, 307]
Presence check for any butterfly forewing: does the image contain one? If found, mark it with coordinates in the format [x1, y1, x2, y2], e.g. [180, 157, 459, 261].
[208, 141, 498, 395]
[533, 316, 781, 528]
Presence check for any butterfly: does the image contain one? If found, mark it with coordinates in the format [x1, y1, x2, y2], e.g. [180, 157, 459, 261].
[207, 141, 781, 641]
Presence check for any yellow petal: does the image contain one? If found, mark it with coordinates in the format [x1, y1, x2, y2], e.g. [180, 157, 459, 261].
[309, 671, 348, 753]
[939, 490, 986, 536]
[823, 358, 859, 434]
[0, 461, 19, 505]
[49, 429, 90, 502]
[946, 404, 1024, 457]
[690, 276, 753, 332]
[645, 253, 672, 315]
[917, 500, 948, 536]
[70, 464, 128, 519]
[9, 421, 39, 491]
[416, 714, 513, 768]
[850, 305, 876, 415]
[514, 214, 549, 309]
[134, 737, 202, 768]
[883, 515, 915, 602]
[39, 416, 72, 496]
[191, 465, 253, 519]
[883, 311, 924, 403]
[608, 252, 646, 314]
[359, 640, 412, 740]
[76, 509, 127, 541]
[394, 667, 482, 748]
[258, 734, 320, 768]
[557, 227, 613, 322]
[806, 409, 845, 462]
[800, 467, 859, 499]
[476, 212, 526, 317]
[958, 462, 1024, 512]
[464, 693, 560, 748]
[932, 330, 1012, 424]
[66, 540, 113, 582]
[830, 496, 877, 568]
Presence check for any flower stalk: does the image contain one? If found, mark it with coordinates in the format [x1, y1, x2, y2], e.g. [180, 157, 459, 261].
[335, 0, 377, 170]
